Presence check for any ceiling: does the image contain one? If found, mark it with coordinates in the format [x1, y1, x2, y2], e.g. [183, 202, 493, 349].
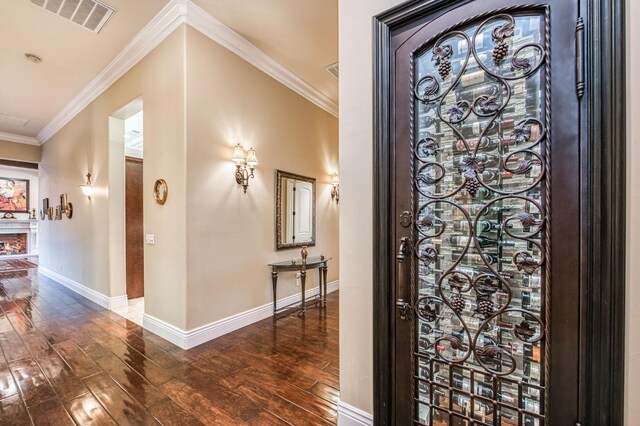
[192, 0, 338, 104]
[0, 0, 169, 138]
[0, 0, 338, 143]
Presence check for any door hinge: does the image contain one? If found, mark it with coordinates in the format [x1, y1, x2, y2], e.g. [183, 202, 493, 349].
[575, 17, 585, 98]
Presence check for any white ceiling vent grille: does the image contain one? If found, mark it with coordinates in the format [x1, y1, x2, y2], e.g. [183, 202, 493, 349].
[0, 113, 29, 129]
[324, 62, 339, 80]
[29, 0, 115, 33]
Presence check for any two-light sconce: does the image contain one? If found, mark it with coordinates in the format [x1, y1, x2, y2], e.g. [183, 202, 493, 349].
[232, 144, 259, 193]
[40, 194, 73, 220]
[80, 173, 95, 200]
[331, 172, 339, 204]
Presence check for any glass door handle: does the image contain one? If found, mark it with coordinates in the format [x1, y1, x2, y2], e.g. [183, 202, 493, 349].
[396, 237, 411, 320]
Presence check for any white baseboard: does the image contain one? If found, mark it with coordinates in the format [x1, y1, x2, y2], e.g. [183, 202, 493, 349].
[38, 267, 128, 310]
[337, 401, 373, 426]
[143, 280, 339, 349]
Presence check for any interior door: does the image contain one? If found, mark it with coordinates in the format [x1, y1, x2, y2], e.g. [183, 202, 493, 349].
[294, 181, 314, 243]
[126, 157, 144, 299]
[391, 1, 580, 424]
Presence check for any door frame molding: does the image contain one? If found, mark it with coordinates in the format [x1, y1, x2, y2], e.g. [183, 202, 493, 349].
[372, 1, 626, 424]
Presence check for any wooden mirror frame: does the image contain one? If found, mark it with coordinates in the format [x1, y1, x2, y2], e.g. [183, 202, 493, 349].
[275, 170, 316, 251]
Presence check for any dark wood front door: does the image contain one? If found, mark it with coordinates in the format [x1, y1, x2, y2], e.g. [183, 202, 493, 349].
[385, 1, 581, 424]
[126, 157, 144, 299]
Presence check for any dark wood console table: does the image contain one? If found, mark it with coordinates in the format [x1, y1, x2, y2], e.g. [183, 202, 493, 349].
[268, 256, 331, 317]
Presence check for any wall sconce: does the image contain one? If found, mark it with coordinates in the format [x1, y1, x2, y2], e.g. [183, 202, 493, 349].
[232, 144, 258, 193]
[80, 173, 95, 200]
[331, 172, 340, 204]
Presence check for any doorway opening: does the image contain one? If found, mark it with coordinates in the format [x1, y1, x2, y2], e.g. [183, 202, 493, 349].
[124, 109, 144, 324]
[108, 99, 145, 325]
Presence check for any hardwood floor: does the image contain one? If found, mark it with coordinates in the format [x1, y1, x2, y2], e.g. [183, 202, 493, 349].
[0, 268, 339, 425]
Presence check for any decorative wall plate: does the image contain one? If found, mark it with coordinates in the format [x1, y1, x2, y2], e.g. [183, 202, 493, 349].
[154, 179, 168, 205]
[65, 203, 73, 219]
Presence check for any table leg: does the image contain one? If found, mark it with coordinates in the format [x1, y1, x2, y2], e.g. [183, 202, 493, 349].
[271, 271, 278, 315]
[318, 268, 323, 306]
[322, 265, 328, 306]
[299, 270, 307, 316]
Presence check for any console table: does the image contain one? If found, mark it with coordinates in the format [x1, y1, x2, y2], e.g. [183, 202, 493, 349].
[268, 256, 331, 317]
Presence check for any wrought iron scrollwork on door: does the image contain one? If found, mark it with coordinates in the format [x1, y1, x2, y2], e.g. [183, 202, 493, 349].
[410, 8, 550, 425]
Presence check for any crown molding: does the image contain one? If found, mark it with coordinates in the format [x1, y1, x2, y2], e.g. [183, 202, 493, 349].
[35, 0, 337, 145]
[36, 0, 188, 144]
[0, 132, 40, 146]
[186, 1, 338, 117]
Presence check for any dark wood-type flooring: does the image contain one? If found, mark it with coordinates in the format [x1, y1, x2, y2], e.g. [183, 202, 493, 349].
[0, 267, 339, 425]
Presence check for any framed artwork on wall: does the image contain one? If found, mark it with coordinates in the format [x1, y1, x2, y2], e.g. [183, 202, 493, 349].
[0, 178, 29, 213]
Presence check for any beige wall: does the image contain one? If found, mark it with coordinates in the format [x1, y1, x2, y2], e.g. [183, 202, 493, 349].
[339, 0, 403, 415]
[38, 23, 338, 333]
[625, 0, 639, 422]
[39, 26, 188, 327]
[0, 140, 41, 163]
[184, 27, 339, 329]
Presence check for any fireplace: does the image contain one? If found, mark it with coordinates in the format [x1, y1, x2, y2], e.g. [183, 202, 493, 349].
[0, 220, 37, 258]
[0, 233, 27, 255]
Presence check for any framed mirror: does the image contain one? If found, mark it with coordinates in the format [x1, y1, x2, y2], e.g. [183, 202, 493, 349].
[275, 170, 316, 251]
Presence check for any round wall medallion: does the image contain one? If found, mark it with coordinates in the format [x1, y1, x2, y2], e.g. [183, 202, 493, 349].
[154, 179, 168, 205]
[65, 203, 73, 219]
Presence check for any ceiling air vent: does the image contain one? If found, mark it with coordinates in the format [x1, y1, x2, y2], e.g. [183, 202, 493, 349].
[29, 0, 115, 33]
[324, 62, 339, 80]
[0, 113, 29, 129]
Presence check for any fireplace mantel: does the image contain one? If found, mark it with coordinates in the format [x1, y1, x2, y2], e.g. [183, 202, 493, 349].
[0, 219, 38, 259]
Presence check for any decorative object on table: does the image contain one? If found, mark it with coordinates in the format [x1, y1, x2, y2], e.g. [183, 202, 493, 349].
[291, 259, 297, 265]
[2, 212, 15, 219]
[275, 170, 316, 250]
[301, 246, 308, 264]
[80, 173, 95, 200]
[60, 194, 73, 219]
[330, 172, 340, 204]
[0, 177, 29, 213]
[153, 179, 168, 205]
[231, 144, 259, 193]
[30, 209, 36, 220]
[320, 254, 325, 261]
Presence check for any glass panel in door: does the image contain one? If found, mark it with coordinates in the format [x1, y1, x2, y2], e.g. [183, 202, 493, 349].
[412, 12, 548, 426]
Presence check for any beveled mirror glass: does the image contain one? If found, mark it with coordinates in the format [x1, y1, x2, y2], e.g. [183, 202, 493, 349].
[275, 170, 316, 250]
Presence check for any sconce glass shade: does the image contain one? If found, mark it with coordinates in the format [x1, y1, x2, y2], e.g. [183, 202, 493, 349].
[80, 173, 94, 198]
[232, 144, 246, 164]
[331, 172, 340, 186]
[246, 148, 259, 167]
[80, 185, 95, 197]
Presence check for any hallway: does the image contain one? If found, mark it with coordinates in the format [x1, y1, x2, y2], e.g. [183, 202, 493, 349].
[0, 267, 339, 425]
